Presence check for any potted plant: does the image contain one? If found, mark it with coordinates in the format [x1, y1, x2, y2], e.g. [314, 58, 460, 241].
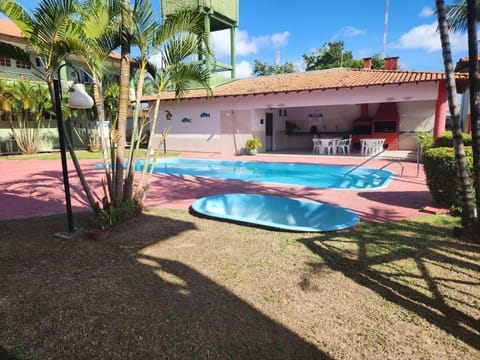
[88, 209, 114, 240]
[245, 137, 262, 155]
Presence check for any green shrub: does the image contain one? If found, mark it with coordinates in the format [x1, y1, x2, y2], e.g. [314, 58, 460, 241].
[92, 200, 140, 230]
[423, 146, 474, 212]
[434, 131, 472, 147]
[416, 132, 434, 151]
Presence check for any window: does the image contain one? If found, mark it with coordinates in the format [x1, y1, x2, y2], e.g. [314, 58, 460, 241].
[35, 57, 44, 68]
[81, 70, 91, 84]
[0, 57, 11, 67]
[16, 60, 31, 69]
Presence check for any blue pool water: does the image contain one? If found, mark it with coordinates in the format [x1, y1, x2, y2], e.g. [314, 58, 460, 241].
[134, 158, 394, 190]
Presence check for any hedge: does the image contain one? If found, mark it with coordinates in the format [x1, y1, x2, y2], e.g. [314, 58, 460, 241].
[423, 146, 474, 212]
[434, 130, 472, 147]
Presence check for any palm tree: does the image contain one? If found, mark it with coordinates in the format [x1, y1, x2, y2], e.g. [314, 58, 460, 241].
[134, 30, 212, 206]
[115, 0, 131, 205]
[10, 80, 53, 154]
[444, 0, 480, 31]
[76, 0, 122, 205]
[122, 2, 211, 205]
[0, 0, 98, 211]
[436, 0, 476, 227]
[443, 0, 480, 226]
[465, 0, 480, 224]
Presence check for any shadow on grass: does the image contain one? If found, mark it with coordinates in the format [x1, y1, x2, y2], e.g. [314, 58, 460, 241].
[0, 212, 328, 359]
[299, 218, 480, 350]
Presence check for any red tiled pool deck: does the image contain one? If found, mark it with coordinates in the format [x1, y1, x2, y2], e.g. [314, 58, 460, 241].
[0, 152, 443, 223]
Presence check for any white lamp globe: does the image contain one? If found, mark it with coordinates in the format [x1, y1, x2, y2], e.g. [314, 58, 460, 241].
[68, 83, 94, 109]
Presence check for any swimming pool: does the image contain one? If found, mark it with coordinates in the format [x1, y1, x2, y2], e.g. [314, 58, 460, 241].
[134, 158, 394, 190]
[191, 194, 360, 232]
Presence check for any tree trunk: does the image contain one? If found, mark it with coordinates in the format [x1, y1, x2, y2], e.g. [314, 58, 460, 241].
[124, 68, 146, 201]
[114, 0, 131, 205]
[467, 0, 480, 221]
[92, 76, 113, 204]
[436, 0, 476, 227]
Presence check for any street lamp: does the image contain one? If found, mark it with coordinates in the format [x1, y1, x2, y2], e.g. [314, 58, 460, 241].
[53, 63, 94, 239]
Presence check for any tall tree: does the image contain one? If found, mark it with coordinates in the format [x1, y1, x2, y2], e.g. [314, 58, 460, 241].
[466, 0, 480, 225]
[302, 41, 385, 71]
[444, 0, 480, 31]
[134, 18, 212, 206]
[115, 0, 131, 204]
[77, 0, 122, 205]
[436, 0, 476, 227]
[9, 80, 53, 154]
[253, 59, 296, 76]
[0, 0, 98, 211]
[302, 41, 357, 71]
[443, 0, 480, 226]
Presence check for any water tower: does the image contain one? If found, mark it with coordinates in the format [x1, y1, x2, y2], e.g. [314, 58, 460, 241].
[161, 0, 239, 80]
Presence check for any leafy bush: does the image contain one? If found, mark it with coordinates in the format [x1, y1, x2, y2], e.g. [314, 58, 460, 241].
[92, 200, 140, 231]
[245, 137, 262, 151]
[416, 132, 434, 151]
[434, 131, 472, 147]
[423, 146, 474, 212]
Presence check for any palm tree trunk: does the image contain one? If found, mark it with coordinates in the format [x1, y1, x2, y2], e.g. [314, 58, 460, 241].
[93, 76, 113, 204]
[114, 0, 131, 204]
[124, 67, 146, 201]
[134, 90, 163, 205]
[467, 0, 480, 220]
[436, 0, 476, 226]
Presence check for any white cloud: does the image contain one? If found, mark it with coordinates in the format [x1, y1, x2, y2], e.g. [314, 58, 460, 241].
[217, 60, 253, 79]
[270, 31, 290, 48]
[211, 29, 290, 58]
[333, 26, 366, 40]
[419, 6, 434, 18]
[149, 53, 164, 69]
[235, 60, 253, 78]
[393, 22, 467, 52]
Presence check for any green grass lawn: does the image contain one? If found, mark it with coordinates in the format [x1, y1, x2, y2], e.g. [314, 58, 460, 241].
[0, 210, 478, 359]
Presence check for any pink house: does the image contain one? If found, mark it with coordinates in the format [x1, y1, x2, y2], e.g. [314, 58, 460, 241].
[143, 57, 468, 155]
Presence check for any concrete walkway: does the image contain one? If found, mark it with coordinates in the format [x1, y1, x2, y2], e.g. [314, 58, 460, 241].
[0, 152, 441, 223]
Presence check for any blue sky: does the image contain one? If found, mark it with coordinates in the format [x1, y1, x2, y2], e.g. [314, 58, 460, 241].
[6, 1, 471, 77]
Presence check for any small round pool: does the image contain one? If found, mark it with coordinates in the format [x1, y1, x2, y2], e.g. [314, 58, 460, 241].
[191, 193, 360, 232]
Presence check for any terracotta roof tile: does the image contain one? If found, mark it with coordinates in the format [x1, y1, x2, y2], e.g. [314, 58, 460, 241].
[0, 18, 24, 38]
[143, 68, 469, 102]
[455, 53, 480, 71]
[0, 19, 120, 61]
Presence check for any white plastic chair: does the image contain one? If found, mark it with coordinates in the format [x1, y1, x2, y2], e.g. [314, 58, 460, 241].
[312, 138, 321, 154]
[336, 136, 351, 154]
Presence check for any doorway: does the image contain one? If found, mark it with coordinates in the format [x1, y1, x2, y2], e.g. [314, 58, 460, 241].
[265, 112, 273, 151]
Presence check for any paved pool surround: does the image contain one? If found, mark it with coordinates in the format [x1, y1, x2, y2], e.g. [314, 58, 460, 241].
[0, 152, 436, 223]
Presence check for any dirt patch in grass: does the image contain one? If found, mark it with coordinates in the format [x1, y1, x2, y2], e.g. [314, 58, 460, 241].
[1, 209, 479, 359]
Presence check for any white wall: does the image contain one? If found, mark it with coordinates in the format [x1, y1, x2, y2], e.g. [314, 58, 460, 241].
[149, 81, 441, 154]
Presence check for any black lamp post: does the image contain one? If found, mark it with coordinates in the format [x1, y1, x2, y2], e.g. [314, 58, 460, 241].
[53, 64, 93, 238]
